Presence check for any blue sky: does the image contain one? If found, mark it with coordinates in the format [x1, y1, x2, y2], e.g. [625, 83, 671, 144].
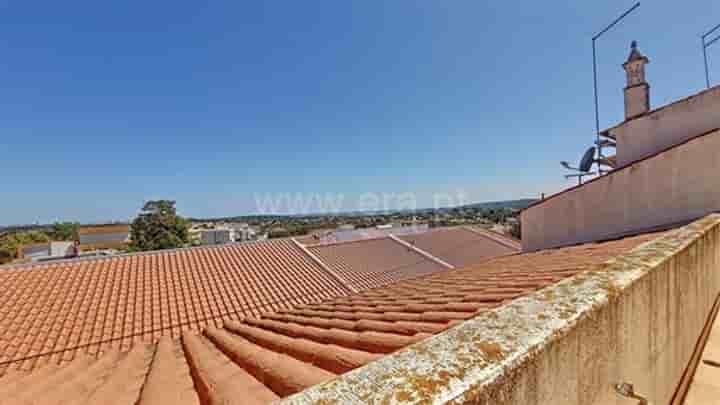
[1, 1, 719, 224]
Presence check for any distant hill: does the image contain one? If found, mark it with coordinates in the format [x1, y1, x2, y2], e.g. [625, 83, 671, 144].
[189, 199, 538, 222]
[459, 199, 537, 211]
[0, 224, 54, 234]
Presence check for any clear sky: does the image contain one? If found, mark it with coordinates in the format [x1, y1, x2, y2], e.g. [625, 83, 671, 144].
[2, 1, 719, 224]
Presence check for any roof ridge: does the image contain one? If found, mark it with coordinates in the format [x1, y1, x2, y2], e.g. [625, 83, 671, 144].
[0, 237, 293, 271]
[302, 234, 390, 249]
[290, 238, 358, 294]
[387, 234, 455, 269]
[462, 226, 521, 250]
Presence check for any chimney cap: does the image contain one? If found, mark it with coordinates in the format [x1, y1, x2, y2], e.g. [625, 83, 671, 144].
[625, 41, 649, 65]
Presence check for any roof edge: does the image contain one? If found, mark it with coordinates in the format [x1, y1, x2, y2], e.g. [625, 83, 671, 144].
[462, 226, 521, 250]
[290, 238, 358, 294]
[0, 237, 299, 271]
[387, 234, 455, 269]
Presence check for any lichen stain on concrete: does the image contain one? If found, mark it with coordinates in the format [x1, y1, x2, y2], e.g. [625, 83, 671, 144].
[541, 290, 556, 301]
[474, 340, 505, 362]
[392, 365, 470, 403]
[395, 390, 413, 402]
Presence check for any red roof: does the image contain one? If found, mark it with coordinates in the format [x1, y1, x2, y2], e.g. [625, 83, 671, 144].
[0, 230, 664, 403]
[308, 237, 449, 291]
[399, 227, 519, 267]
[0, 239, 351, 374]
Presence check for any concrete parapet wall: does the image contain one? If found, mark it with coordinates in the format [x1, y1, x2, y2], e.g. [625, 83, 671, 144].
[610, 84, 720, 167]
[521, 129, 720, 252]
[281, 215, 720, 405]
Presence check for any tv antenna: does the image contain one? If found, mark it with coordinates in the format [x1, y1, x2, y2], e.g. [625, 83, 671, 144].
[592, 2, 641, 175]
[561, 147, 597, 185]
[702, 22, 720, 88]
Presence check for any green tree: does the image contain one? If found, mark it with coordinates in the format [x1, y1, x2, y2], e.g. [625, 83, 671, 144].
[52, 222, 79, 241]
[268, 227, 290, 239]
[0, 231, 51, 264]
[129, 200, 190, 252]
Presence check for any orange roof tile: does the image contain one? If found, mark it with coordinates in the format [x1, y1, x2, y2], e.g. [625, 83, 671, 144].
[0, 230, 664, 403]
[399, 227, 519, 267]
[0, 239, 351, 375]
[308, 237, 449, 291]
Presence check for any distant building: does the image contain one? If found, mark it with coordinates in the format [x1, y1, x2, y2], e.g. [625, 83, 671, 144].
[17, 241, 75, 262]
[227, 222, 257, 241]
[78, 224, 130, 251]
[199, 229, 232, 245]
[189, 222, 258, 244]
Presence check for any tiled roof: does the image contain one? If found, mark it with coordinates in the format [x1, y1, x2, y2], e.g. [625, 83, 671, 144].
[0, 239, 352, 375]
[295, 225, 430, 246]
[0, 230, 664, 404]
[399, 227, 519, 267]
[308, 237, 449, 291]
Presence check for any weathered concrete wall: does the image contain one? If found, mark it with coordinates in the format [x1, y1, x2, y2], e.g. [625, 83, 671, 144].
[280, 215, 720, 405]
[609, 85, 720, 167]
[521, 129, 720, 252]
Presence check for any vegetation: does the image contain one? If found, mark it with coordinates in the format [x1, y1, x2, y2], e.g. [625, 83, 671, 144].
[51, 221, 79, 241]
[252, 206, 522, 240]
[0, 231, 50, 264]
[129, 200, 190, 252]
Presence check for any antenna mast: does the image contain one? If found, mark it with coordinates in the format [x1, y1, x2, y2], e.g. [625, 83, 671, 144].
[592, 2, 641, 175]
[702, 22, 720, 88]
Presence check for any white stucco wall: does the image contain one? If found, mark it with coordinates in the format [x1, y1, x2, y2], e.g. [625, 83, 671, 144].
[521, 129, 720, 252]
[609, 85, 720, 167]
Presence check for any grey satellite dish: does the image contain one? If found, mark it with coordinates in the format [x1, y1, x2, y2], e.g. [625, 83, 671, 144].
[560, 146, 597, 185]
[578, 146, 596, 173]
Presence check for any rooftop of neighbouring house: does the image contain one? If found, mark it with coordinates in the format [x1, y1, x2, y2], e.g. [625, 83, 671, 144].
[307, 237, 449, 291]
[399, 227, 520, 267]
[0, 226, 518, 377]
[0, 239, 351, 375]
[0, 227, 664, 404]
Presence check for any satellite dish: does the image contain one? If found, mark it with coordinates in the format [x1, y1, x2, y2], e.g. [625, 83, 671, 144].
[578, 146, 596, 173]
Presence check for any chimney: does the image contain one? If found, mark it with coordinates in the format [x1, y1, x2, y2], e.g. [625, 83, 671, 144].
[623, 41, 650, 119]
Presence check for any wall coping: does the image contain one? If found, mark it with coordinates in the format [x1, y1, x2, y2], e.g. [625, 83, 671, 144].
[279, 214, 720, 404]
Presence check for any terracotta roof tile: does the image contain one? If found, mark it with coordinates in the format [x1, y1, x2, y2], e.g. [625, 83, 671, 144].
[136, 336, 199, 405]
[182, 330, 278, 405]
[399, 227, 519, 267]
[223, 320, 382, 374]
[0, 230, 665, 404]
[0, 239, 351, 374]
[308, 237, 449, 290]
